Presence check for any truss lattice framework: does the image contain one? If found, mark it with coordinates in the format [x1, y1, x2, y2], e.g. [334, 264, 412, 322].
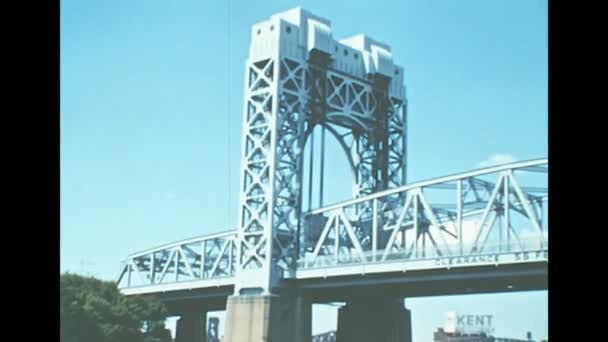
[237, 57, 307, 284]
[299, 159, 548, 269]
[319, 70, 407, 197]
[236, 55, 407, 291]
[116, 232, 237, 289]
[116, 159, 548, 290]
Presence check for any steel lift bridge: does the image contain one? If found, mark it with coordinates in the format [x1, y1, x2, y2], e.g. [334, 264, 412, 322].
[116, 8, 548, 342]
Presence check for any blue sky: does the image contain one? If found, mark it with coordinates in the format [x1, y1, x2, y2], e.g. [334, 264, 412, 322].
[60, 0, 547, 340]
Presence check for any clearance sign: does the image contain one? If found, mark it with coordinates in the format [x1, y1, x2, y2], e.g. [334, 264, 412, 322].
[434, 250, 548, 267]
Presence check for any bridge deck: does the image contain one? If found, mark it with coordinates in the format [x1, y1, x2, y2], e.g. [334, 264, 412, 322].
[117, 159, 548, 298]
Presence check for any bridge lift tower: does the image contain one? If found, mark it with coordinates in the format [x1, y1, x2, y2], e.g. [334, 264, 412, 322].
[225, 7, 409, 342]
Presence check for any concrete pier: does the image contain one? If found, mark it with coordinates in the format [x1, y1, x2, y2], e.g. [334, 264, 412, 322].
[336, 298, 411, 342]
[175, 311, 206, 342]
[222, 294, 311, 342]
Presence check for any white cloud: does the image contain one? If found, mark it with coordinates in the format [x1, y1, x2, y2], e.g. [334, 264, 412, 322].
[478, 153, 517, 168]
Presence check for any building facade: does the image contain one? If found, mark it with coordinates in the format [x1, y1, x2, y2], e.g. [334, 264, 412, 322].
[433, 328, 537, 342]
[312, 331, 337, 342]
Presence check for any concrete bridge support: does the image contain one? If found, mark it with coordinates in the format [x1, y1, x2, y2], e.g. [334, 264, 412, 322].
[336, 298, 412, 342]
[175, 310, 206, 342]
[222, 294, 311, 342]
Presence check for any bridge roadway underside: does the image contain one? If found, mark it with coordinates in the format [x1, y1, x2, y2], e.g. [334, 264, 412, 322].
[145, 262, 546, 342]
[294, 261, 548, 303]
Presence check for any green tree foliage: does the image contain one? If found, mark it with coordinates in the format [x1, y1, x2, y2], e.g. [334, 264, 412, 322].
[60, 273, 171, 342]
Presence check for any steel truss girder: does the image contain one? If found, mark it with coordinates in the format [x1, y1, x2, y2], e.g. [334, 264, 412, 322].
[299, 159, 548, 269]
[116, 159, 548, 291]
[116, 232, 237, 289]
